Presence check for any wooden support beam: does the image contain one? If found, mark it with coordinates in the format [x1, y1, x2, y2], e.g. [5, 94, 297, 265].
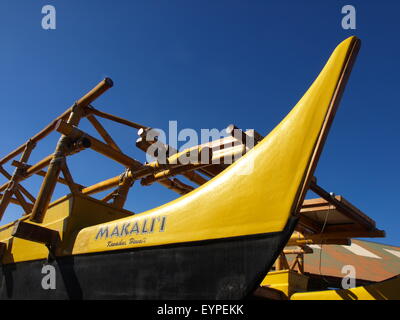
[226, 124, 254, 147]
[162, 146, 212, 166]
[23, 155, 53, 179]
[136, 135, 209, 186]
[290, 255, 302, 272]
[157, 178, 194, 195]
[275, 253, 290, 271]
[12, 221, 60, 251]
[87, 114, 121, 152]
[0, 242, 6, 260]
[11, 160, 85, 190]
[86, 105, 147, 130]
[60, 160, 80, 194]
[0, 140, 36, 220]
[112, 173, 134, 209]
[0, 109, 72, 166]
[298, 253, 304, 274]
[82, 175, 121, 196]
[308, 230, 385, 240]
[55, 123, 199, 197]
[31, 78, 113, 224]
[171, 178, 195, 193]
[141, 163, 211, 186]
[55, 120, 143, 169]
[180, 170, 208, 185]
[286, 238, 351, 246]
[101, 189, 118, 203]
[0, 193, 25, 207]
[286, 231, 353, 246]
[283, 248, 313, 255]
[13, 189, 33, 214]
[297, 215, 324, 234]
[0, 165, 36, 203]
[0, 188, 13, 218]
[309, 181, 376, 230]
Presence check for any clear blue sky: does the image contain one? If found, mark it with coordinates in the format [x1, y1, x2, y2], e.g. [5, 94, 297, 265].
[0, 1, 399, 245]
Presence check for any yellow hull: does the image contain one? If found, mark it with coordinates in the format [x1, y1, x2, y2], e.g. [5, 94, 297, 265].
[0, 36, 361, 299]
[0, 36, 360, 263]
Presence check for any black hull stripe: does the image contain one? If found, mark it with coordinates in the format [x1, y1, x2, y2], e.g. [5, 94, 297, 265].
[0, 217, 297, 300]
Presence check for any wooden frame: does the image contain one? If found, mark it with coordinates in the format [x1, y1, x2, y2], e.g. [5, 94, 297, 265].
[0, 75, 384, 258]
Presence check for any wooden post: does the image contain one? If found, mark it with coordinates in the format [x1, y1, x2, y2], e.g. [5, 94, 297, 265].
[87, 114, 121, 152]
[0, 140, 36, 220]
[0, 165, 36, 203]
[275, 253, 289, 271]
[60, 159, 80, 194]
[0, 193, 28, 207]
[11, 160, 86, 190]
[55, 120, 143, 169]
[30, 78, 113, 223]
[112, 171, 134, 209]
[0, 242, 6, 260]
[298, 253, 304, 274]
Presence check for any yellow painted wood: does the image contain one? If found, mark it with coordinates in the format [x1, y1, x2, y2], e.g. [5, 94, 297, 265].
[0, 194, 131, 263]
[0, 36, 359, 262]
[291, 276, 400, 300]
[72, 36, 358, 255]
[261, 270, 309, 297]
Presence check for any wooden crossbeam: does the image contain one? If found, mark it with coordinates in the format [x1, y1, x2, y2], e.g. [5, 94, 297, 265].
[141, 163, 211, 186]
[283, 247, 313, 255]
[31, 78, 113, 224]
[87, 114, 121, 152]
[0, 140, 36, 220]
[0, 193, 25, 207]
[60, 160, 80, 194]
[136, 134, 208, 186]
[275, 253, 290, 271]
[12, 221, 60, 251]
[309, 180, 376, 230]
[55, 120, 142, 169]
[0, 165, 38, 202]
[13, 189, 33, 214]
[86, 105, 147, 130]
[0, 109, 72, 166]
[11, 160, 86, 190]
[101, 189, 118, 202]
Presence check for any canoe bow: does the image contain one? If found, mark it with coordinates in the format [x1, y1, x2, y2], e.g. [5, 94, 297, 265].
[73, 36, 361, 255]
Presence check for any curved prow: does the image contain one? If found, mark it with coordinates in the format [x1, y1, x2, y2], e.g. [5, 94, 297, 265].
[73, 37, 361, 254]
[0, 37, 362, 300]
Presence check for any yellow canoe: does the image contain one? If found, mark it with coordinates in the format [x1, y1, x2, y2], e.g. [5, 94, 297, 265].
[0, 36, 360, 299]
